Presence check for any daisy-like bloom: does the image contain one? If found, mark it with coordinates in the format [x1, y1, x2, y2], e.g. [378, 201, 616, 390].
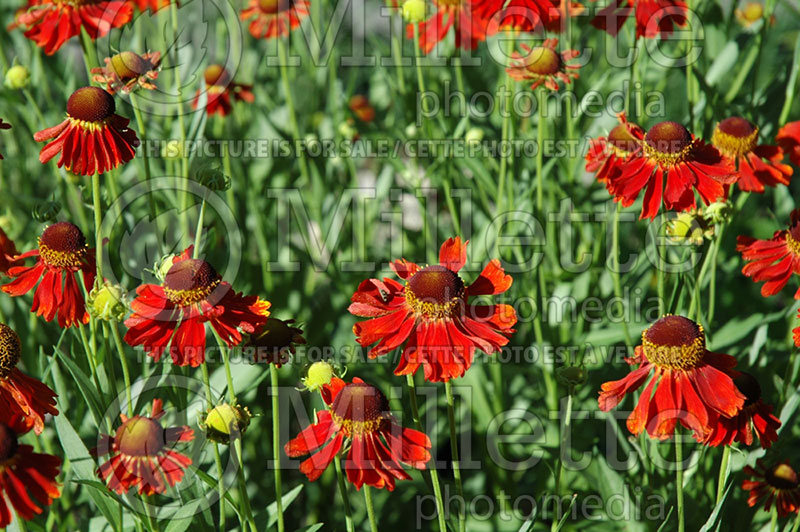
[241, 0, 310, 39]
[0, 422, 61, 528]
[777, 121, 800, 167]
[700, 372, 781, 449]
[607, 121, 733, 220]
[505, 39, 580, 91]
[406, 0, 488, 55]
[285, 376, 431, 490]
[585, 111, 644, 186]
[0, 324, 58, 435]
[96, 399, 193, 495]
[711, 117, 792, 193]
[349, 237, 517, 382]
[245, 317, 306, 367]
[2, 222, 96, 328]
[598, 315, 745, 440]
[124, 247, 270, 367]
[92, 51, 161, 94]
[34, 86, 139, 176]
[192, 65, 255, 117]
[0, 118, 10, 159]
[15, 0, 133, 55]
[591, 0, 687, 39]
[0, 227, 20, 276]
[472, 0, 557, 33]
[736, 209, 800, 298]
[742, 460, 800, 517]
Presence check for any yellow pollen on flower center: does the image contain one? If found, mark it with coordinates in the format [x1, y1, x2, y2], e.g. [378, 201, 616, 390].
[162, 259, 221, 306]
[435, 0, 463, 7]
[405, 265, 464, 320]
[524, 47, 562, 76]
[641, 315, 706, 370]
[38, 221, 89, 269]
[785, 230, 800, 257]
[712, 117, 759, 158]
[643, 121, 695, 168]
[330, 383, 388, 437]
[767, 464, 800, 491]
[0, 324, 21, 379]
[607, 123, 641, 156]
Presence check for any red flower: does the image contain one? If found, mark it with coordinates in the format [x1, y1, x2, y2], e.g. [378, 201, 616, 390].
[711, 117, 792, 193]
[699, 373, 781, 449]
[742, 460, 800, 517]
[96, 399, 193, 495]
[406, 0, 488, 55]
[349, 95, 375, 123]
[0, 227, 21, 276]
[472, 0, 557, 33]
[130, 0, 172, 11]
[246, 317, 306, 367]
[241, 0, 310, 39]
[34, 86, 139, 176]
[192, 65, 255, 117]
[0, 324, 58, 436]
[285, 376, 431, 490]
[598, 315, 745, 440]
[606, 121, 733, 220]
[92, 51, 161, 94]
[506, 38, 580, 91]
[736, 209, 800, 298]
[124, 247, 270, 367]
[591, 0, 687, 39]
[16, 0, 133, 55]
[2, 222, 96, 328]
[0, 423, 61, 528]
[543, 0, 584, 32]
[0, 118, 11, 159]
[777, 121, 800, 167]
[585, 111, 644, 187]
[349, 237, 517, 382]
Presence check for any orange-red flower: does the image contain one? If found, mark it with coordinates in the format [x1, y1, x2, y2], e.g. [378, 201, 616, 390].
[285, 376, 431, 490]
[2, 222, 96, 328]
[544, 0, 584, 32]
[0, 227, 20, 276]
[92, 51, 161, 94]
[246, 317, 306, 367]
[96, 399, 193, 495]
[585, 112, 644, 187]
[15, 0, 133, 55]
[711, 117, 792, 193]
[699, 373, 781, 449]
[591, 0, 687, 39]
[598, 315, 745, 440]
[0, 422, 61, 528]
[130, 0, 172, 11]
[350, 237, 517, 382]
[34, 86, 139, 176]
[348, 95, 375, 123]
[473, 0, 557, 33]
[0, 118, 10, 159]
[192, 65, 255, 117]
[406, 0, 488, 55]
[241, 0, 310, 39]
[505, 39, 580, 91]
[124, 247, 270, 367]
[0, 324, 58, 436]
[736, 209, 800, 298]
[742, 460, 800, 517]
[606, 121, 733, 220]
[777, 121, 800, 167]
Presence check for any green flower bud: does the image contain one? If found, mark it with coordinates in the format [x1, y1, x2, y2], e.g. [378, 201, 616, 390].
[88, 282, 128, 322]
[301, 361, 335, 392]
[200, 403, 252, 444]
[403, 0, 427, 23]
[4, 65, 30, 90]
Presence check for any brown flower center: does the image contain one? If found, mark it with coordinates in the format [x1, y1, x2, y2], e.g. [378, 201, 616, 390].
[405, 265, 464, 320]
[204, 65, 231, 87]
[67, 86, 116, 123]
[733, 372, 762, 407]
[711, 117, 758, 158]
[250, 318, 294, 350]
[524, 47, 562, 76]
[0, 424, 19, 463]
[608, 122, 641, 155]
[38, 221, 88, 269]
[110, 51, 151, 80]
[330, 382, 389, 437]
[258, 0, 291, 13]
[643, 121, 694, 167]
[115, 416, 166, 457]
[641, 315, 705, 370]
[163, 258, 221, 306]
[766, 464, 800, 491]
[0, 324, 21, 379]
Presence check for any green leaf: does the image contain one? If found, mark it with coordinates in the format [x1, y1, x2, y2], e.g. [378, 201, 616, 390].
[163, 500, 204, 532]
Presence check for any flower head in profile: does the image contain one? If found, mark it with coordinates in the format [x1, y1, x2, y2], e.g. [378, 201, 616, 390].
[245, 317, 306, 367]
[591, 0, 687, 39]
[506, 39, 580, 91]
[241, 0, 310, 39]
[192, 65, 255, 117]
[0, 227, 21, 276]
[711, 117, 792, 193]
[736, 209, 800, 298]
[598, 315, 745, 440]
[606, 121, 733, 220]
[34, 86, 139, 176]
[285, 376, 431, 491]
[0, 422, 61, 528]
[472, 0, 558, 33]
[15, 0, 133, 55]
[2, 222, 96, 328]
[406, 0, 488, 55]
[124, 247, 270, 367]
[777, 121, 800, 168]
[350, 237, 517, 382]
[0, 323, 58, 435]
[700, 372, 781, 449]
[96, 399, 193, 495]
[585, 112, 644, 187]
[0, 118, 11, 159]
[742, 460, 800, 517]
[92, 51, 162, 94]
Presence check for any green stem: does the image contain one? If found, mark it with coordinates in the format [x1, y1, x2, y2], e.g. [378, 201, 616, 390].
[271, 365, 285, 532]
[364, 486, 379, 532]
[657, 218, 666, 316]
[790, 510, 800, 532]
[715, 445, 731, 507]
[497, 37, 515, 216]
[686, 0, 695, 129]
[770, 506, 778, 532]
[109, 322, 134, 417]
[536, 89, 545, 214]
[445, 380, 466, 532]
[169, 2, 190, 238]
[200, 362, 226, 531]
[676, 436, 685, 532]
[278, 37, 311, 185]
[192, 191, 208, 259]
[552, 392, 574, 532]
[389, 6, 405, 94]
[334, 459, 355, 532]
[129, 91, 158, 236]
[412, 25, 431, 138]
[92, 172, 104, 284]
[611, 203, 633, 346]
